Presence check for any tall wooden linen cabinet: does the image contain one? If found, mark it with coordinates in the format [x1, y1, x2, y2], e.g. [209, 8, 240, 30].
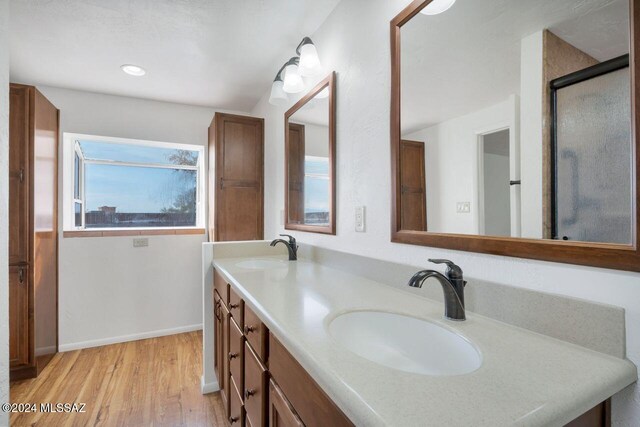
[9, 84, 59, 380]
[208, 112, 264, 241]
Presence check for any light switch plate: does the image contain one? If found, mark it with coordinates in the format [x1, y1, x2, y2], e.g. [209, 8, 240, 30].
[280, 209, 285, 225]
[456, 202, 471, 213]
[355, 206, 366, 232]
[133, 238, 149, 248]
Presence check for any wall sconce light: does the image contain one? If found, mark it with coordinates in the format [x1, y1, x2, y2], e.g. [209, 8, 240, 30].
[269, 37, 324, 106]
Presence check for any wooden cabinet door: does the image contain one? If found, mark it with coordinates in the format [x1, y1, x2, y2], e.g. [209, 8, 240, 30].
[229, 318, 245, 395]
[9, 265, 30, 367]
[228, 382, 245, 427]
[214, 292, 223, 395]
[287, 123, 305, 224]
[399, 140, 427, 231]
[244, 343, 268, 427]
[9, 85, 30, 265]
[269, 379, 304, 427]
[220, 301, 230, 415]
[211, 113, 264, 241]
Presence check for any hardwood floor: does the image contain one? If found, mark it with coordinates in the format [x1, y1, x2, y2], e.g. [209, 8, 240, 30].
[10, 331, 226, 426]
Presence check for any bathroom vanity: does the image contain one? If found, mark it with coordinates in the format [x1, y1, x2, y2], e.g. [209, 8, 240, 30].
[204, 241, 637, 427]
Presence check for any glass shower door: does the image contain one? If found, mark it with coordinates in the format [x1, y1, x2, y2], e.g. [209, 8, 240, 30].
[552, 58, 632, 244]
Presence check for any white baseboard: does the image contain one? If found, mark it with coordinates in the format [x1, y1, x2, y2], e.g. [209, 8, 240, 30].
[201, 376, 220, 394]
[59, 324, 203, 352]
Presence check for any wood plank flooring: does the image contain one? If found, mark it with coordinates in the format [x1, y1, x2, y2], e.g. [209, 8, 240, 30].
[10, 331, 226, 426]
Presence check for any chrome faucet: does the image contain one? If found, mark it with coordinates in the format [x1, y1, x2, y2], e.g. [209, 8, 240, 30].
[408, 259, 467, 321]
[270, 234, 298, 261]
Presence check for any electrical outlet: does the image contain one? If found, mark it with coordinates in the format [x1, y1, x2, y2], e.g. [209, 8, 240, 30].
[355, 206, 366, 232]
[456, 202, 471, 214]
[133, 238, 149, 248]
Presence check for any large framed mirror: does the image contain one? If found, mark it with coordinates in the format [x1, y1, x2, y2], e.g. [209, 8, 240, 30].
[390, 0, 640, 271]
[285, 72, 336, 234]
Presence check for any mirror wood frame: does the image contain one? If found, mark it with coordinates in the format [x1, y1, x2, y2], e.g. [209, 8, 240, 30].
[284, 71, 336, 235]
[390, 0, 640, 272]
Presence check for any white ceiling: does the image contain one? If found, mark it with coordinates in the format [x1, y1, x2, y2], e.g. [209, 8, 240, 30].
[401, 0, 630, 134]
[9, 0, 342, 112]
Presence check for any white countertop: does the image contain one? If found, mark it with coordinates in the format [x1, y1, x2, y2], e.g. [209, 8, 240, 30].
[213, 255, 637, 427]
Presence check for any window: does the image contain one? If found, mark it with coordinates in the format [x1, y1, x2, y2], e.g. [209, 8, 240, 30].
[304, 156, 330, 225]
[64, 133, 205, 231]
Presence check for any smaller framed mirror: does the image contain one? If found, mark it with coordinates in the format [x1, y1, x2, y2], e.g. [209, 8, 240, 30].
[284, 72, 336, 234]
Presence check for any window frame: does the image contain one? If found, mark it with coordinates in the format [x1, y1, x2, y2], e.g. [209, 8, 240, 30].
[62, 133, 206, 233]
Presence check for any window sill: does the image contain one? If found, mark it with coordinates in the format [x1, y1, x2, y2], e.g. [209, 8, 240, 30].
[63, 228, 206, 238]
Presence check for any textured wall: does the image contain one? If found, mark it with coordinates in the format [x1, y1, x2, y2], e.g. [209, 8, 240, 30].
[251, 0, 640, 424]
[0, 0, 9, 424]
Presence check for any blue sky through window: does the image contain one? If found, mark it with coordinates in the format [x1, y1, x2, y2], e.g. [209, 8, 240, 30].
[78, 140, 199, 215]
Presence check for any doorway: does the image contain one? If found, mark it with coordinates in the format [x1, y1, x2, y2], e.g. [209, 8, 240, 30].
[478, 129, 511, 237]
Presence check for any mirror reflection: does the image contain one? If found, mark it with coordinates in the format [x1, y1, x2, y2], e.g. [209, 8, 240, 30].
[400, 0, 632, 244]
[286, 79, 333, 229]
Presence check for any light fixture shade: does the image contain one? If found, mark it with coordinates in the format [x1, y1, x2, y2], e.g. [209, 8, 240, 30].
[269, 79, 288, 106]
[282, 63, 305, 93]
[420, 0, 456, 15]
[298, 43, 322, 76]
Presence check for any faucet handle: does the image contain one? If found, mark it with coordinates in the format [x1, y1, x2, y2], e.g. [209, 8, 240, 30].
[428, 259, 463, 280]
[279, 234, 296, 245]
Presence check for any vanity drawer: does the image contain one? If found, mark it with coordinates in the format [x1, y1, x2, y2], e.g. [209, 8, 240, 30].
[269, 333, 353, 427]
[214, 268, 229, 305]
[244, 342, 268, 427]
[229, 286, 244, 325]
[244, 304, 268, 361]
[229, 318, 244, 394]
[229, 376, 245, 427]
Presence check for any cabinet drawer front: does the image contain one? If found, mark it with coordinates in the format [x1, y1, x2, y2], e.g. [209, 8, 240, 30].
[229, 286, 244, 325]
[269, 334, 353, 427]
[214, 268, 229, 305]
[9, 265, 30, 367]
[244, 342, 268, 427]
[229, 377, 245, 427]
[229, 318, 244, 392]
[244, 304, 268, 361]
[269, 379, 304, 427]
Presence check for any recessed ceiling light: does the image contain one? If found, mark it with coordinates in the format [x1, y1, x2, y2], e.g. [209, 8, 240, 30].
[121, 64, 146, 76]
[420, 0, 456, 15]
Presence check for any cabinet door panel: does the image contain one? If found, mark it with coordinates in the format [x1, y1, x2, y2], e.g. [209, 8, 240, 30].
[9, 86, 30, 265]
[229, 380, 245, 427]
[269, 379, 304, 427]
[211, 113, 264, 241]
[244, 343, 267, 427]
[220, 302, 230, 414]
[229, 287, 244, 326]
[229, 318, 244, 394]
[244, 304, 268, 361]
[9, 265, 30, 367]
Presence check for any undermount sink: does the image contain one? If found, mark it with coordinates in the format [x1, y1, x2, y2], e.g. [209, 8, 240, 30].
[328, 311, 481, 376]
[236, 258, 287, 270]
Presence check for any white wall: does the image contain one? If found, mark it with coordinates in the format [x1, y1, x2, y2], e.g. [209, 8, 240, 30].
[297, 122, 330, 158]
[34, 86, 241, 349]
[0, 0, 9, 424]
[520, 31, 544, 239]
[251, 0, 640, 424]
[404, 98, 515, 234]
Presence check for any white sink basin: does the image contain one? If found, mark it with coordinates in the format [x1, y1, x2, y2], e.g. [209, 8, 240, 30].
[236, 258, 287, 270]
[328, 311, 481, 376]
